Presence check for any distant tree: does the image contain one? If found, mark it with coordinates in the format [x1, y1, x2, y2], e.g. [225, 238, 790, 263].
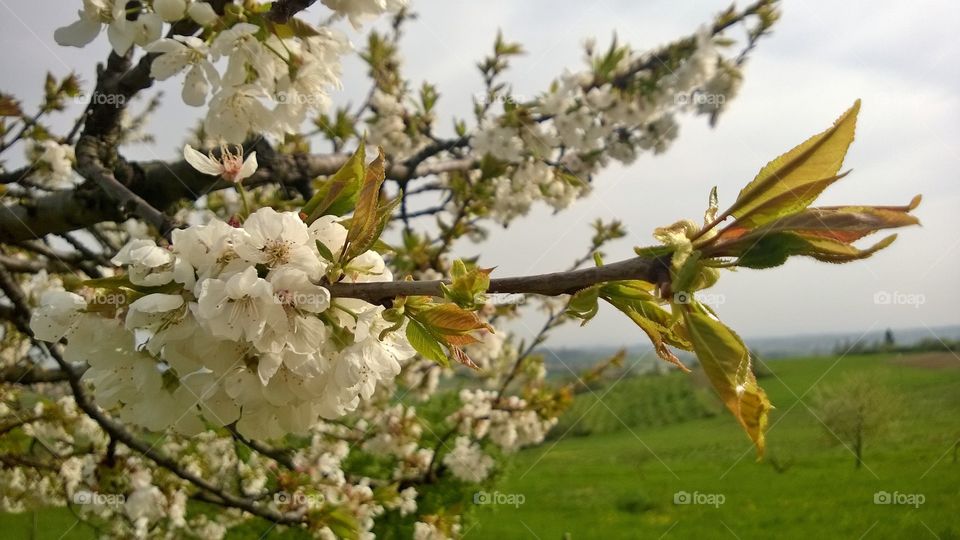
[812, 375, 898, 468]
[884, 328, 896, 349]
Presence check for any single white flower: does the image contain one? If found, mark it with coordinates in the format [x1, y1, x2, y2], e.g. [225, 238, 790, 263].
[194, 266, 284, 343]
[203, 84, 273, 143]
[54, 0, 122, 52]
[235, 207, 322, 276]
[183, 144, 257, 183]
[321, 0, 409, 29]
[30, 290, 87, 342]
[111, 239, 176, 286]
[255, 268, 330, 355]
[171, 218, 242, 281]
[124, 293, 184, 332]
[148, 37, 219, 106]
[106, 12, 163, 56]
[210, 23, 274, 88]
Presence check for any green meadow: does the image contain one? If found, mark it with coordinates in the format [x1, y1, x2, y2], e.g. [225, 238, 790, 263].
[4, 352, 958, 539]
[469, 353, 960, 539]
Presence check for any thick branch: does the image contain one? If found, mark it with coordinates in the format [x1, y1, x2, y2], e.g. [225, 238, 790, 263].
[0, 147, 473, 243]
[74, 136, 178, 236]
[327, 255, 668, 304]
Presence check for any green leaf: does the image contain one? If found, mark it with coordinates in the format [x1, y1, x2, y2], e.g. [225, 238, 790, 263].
[709, 197, 920, 269]
[318, 507, 360, 540]
[598, 278, 693, 370]
[440, 260, 492, 309]
[303, 142, 366, 221]
[633, 244, 675, 259]
[670, 250, 703, 296]
[725, 100, 861, 228]
[417, 303, 491, 335]
[598, 280, 656, 301]
[315, 239, 335, 264]
[607, 298, 690, 371]
[344, 146, 387, 261]
[566, 286, 601, 324]
[405, 319, 449, 367]
[82, 276, 180, 295]
[683, 309, 771, 457]
[725, 232, 900, 269]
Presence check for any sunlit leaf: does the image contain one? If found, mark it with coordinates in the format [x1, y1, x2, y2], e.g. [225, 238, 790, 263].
[417, 303, 492, 335]
[303, 142, 366, 221]
[684, 309, 771, 457]
[405, 319, 448, 367]
[344, 147, 387, 261]
[440, 259, 492, 309]
[725, 100, 861, 228]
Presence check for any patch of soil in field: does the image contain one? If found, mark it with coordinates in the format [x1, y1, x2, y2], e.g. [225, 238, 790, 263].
[889, 352, 960, 369]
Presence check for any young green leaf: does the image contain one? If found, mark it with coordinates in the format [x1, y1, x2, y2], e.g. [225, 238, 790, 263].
[344, 147, 387, 261]
[417, 303, 493, 335]
[610, 300, 690, 372]
[566, 285, 601, 324]
[683, 309, 771, 457]
[405, 319, 449, 367]
[303, 142, 366, 222]
[440, 259, 492, 309]
[723, 100, 861, 228]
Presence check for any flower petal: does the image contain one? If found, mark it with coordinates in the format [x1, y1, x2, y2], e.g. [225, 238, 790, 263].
[183, 145, 223, 175]
[237, 152, 258, 181]
[54, 16, 101, 48]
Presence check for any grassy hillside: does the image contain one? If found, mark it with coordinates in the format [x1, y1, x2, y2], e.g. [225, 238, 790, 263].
[470, 353, 960, 539]
[3, 352, 957, 539]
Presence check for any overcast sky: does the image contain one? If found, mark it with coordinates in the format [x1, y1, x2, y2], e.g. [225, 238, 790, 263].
[1, 0, 957, 347]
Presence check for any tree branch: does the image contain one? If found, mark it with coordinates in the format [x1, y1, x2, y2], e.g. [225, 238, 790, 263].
[327, 255, 669, 305]
[0, 146, 473, 243]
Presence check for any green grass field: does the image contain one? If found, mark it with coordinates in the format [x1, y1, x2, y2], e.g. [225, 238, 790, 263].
[469, 353, 960, 539]
[4, 352, 958, 539]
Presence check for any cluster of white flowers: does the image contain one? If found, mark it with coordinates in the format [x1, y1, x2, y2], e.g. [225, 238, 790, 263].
[367, 90, 430, 159]
[489, 160, 582, 224]
[30, 202, 417, 439]
[441, 435, 495, 482]
[462, 28, 737, 224]
[25, 140, 76, 189]
[413, 518, 462, 540]
[54, 1, 410, 144]
[450, 389, 557, 454]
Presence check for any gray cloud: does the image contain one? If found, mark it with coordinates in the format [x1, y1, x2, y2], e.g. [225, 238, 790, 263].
[2, 0, 956, 346]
